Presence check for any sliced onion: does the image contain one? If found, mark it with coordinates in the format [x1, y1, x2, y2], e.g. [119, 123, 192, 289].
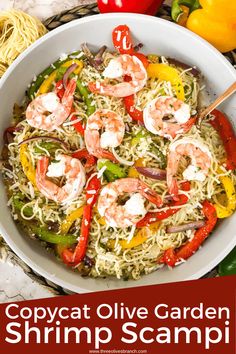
[168, 58, 200, 77]
[94, 45, 107, 67]
[166, 220, 206, 234]
[111, 147, 134, 166]
[81, 43, 107, 70]
[136, 167, 166, 180]
[63, 63, 78, 88]
[18, 136, 68, 149]
[3, 126, 22, 144]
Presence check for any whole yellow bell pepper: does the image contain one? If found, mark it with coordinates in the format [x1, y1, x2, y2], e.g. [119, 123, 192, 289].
[214, 169, 236, 219]
[147, 63, 185, 101]
[19, 144, 37, 187]
[172, 0, 236, 53]
[60, 206, 84, 234]
[38, 59, 83, 95]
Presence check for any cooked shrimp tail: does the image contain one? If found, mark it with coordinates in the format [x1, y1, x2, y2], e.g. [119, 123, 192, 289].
[26, 79, 76, 131]
[36, 154, 86, 204]
[167, 138, 212, 198]
[138, 180, 163, 207]
[84, 109, 125, 162]
[98, 178, 163, 228]
[144, 96, 193, 139]
[88, 54, 147, 98]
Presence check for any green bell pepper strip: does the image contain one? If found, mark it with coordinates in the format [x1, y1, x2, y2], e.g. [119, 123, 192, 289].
[76, 79, 95, 116]
[27, 51, 81, 99]
[35, 227, 77, 245]
[34, 141, 60, 154]
[12, 196, 77, 245]
[218, 247, 236, 276]
[12, 195, 33, 217]
[98, 159, 127, 182]
[171, 0, 200, 22]
[12, 194, 77, 245]
[131, 130, 150, 146]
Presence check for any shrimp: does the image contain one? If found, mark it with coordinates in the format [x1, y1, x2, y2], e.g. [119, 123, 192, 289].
[97, 178, 163, 228]
[167, 138, 212, 198]
[143, 96, 195, 139]
[84, 109, 125, 162]
[26, 79, 76, 131]
[36, 154, 86, 204]
[88, 54, 147, 97]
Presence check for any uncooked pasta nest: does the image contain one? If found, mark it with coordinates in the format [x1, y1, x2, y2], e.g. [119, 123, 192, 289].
[0, 9, 47, 77]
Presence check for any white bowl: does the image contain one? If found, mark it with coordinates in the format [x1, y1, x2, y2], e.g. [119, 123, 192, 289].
[0, 13, 236, 293]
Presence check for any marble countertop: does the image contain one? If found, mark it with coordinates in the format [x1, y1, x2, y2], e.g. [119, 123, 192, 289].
[0, 0, 95, 20]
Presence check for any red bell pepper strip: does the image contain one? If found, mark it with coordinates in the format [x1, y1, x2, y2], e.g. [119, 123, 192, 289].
[123, 52, 149, 123]
[210, 109, 236, 170]
[137, 181, 190, 228]
[160, 200, 217, 267]
[55, 80, 85, 135]
[72, 148, 96, 168]
[61, 175, 101, 266]
[55, 79, 65, 100]
[112, 25, 149, 123]
[112, 24, 134, 54]
[124, 94, 144, 123]
[70, 107, 85, 135]
[133, 53, 149, 68]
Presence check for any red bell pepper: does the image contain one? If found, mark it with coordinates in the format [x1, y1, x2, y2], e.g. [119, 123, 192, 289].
[124, 94, 144, 123]
[123, 51, 149, 123]
[160, 200, 217, 267]
[97, 0, 163, 16]
[137, 181, 190, 228]
[55, 80, 85, 135]
[70, 108, 85, 135]
[112, 25, 149, 123]
[210, 109, 236, 170]
[72, 148, 96, 168]
[55, 79, 65, 100]
[133, 53, 149, 68]
[112, 24, 134, 54]
[61, 175, 101, 266]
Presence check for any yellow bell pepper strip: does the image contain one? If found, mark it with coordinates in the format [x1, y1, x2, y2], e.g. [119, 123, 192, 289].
[19, 144, 37, 187]
[37, 59, 83, 95]
[120, 227, 150, 249]
[98, 216, 106, 226]
[147, 63, 185, 101]
[172, 0, 236, 53]
[109, 222, 161, 250]
[128, 158, 144, 178]
[60, 206, 84, 235]
[214, 169, 236, 219]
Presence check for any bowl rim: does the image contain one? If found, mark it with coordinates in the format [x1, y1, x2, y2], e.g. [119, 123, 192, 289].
[0, 13, 236, 293]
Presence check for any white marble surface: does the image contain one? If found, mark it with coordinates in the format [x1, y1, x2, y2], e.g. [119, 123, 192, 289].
[0, 0, 95, 20]
[0, 262, 53, 302]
